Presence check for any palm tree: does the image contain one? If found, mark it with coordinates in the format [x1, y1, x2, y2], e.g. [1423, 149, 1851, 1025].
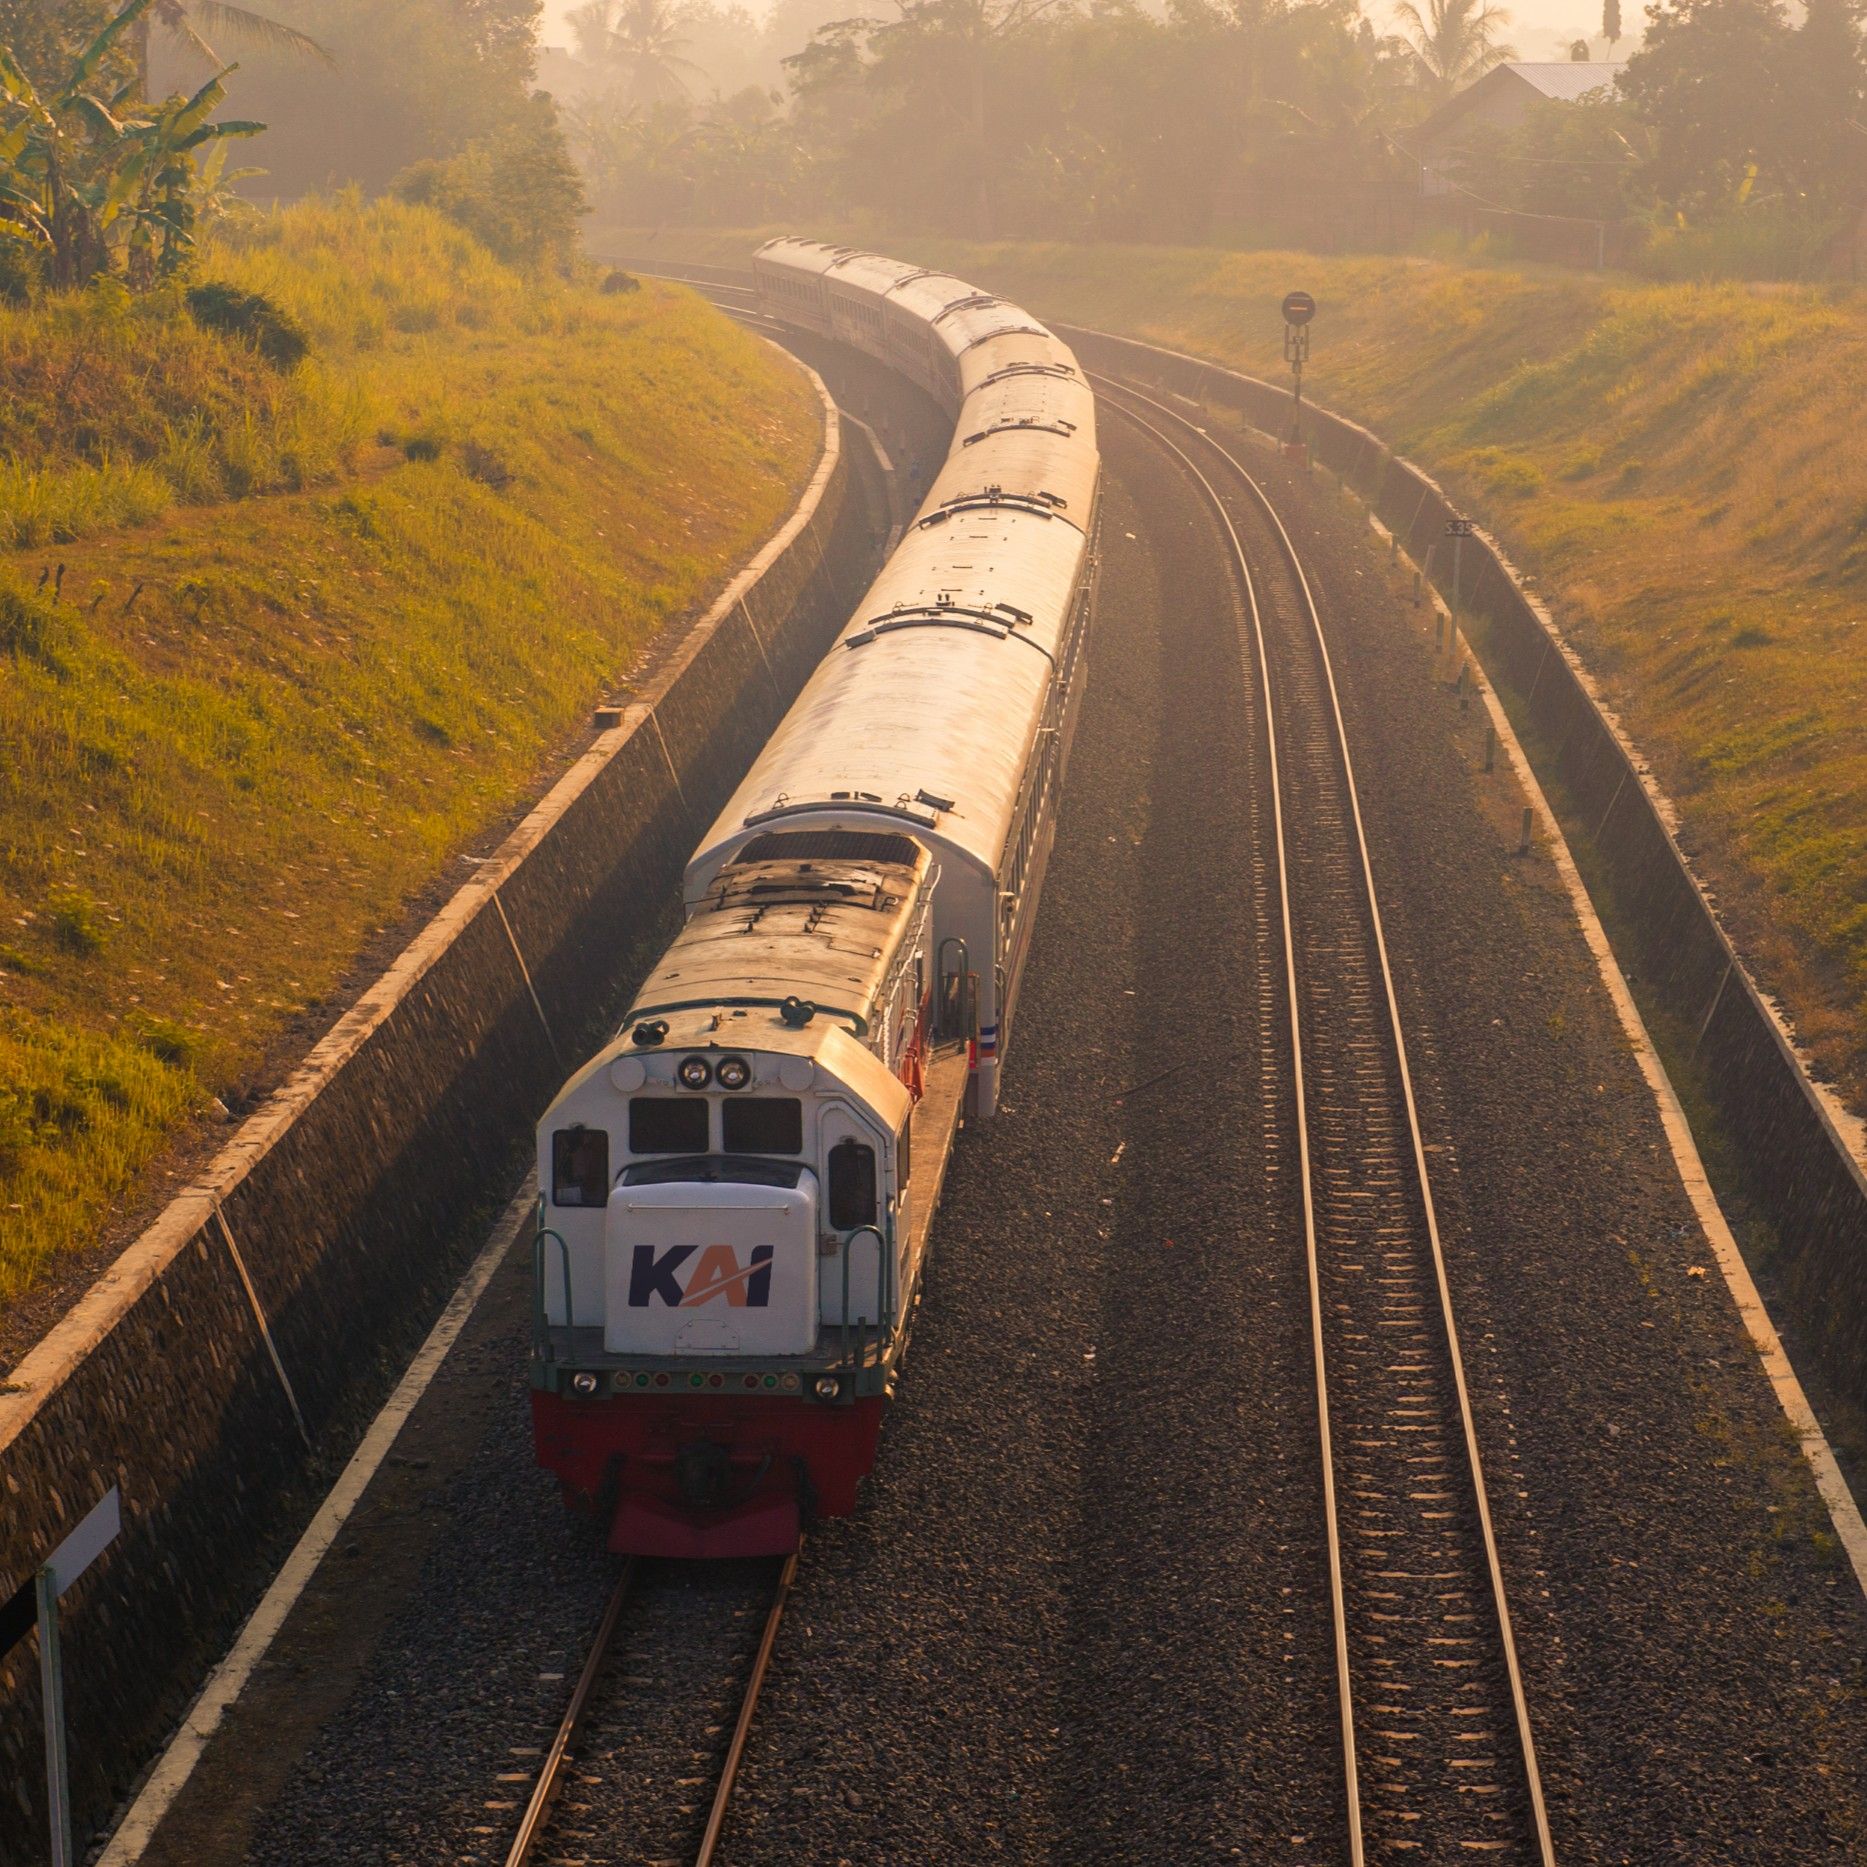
[133, 0, 331, 98]
[568, 0, 705, 107]
[1394, 0, 1515, 98]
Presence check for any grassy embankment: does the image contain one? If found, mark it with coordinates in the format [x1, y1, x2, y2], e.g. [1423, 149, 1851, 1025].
[612, 227, 1867, 1115]
[0, 199, 821, 1316]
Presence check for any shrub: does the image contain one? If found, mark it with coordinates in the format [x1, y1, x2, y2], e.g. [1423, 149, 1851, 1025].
[48, 891, 107, 958]
[0, 239, 42, 306]
[0, 579, 58, 658]
[391, 95, 586, 273]
[1637, 212, 1851, 284]
[134, 1017, 201, 1069]
[185, 282, 311, 371]
[461, 439, 512, 487]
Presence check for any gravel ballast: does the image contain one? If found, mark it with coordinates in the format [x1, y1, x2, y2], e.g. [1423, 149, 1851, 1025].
[127, 389, 1865, 1867]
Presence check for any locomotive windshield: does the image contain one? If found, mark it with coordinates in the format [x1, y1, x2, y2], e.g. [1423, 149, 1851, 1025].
[629, 1098, 708, 1153]
[720, 1098, 803, 1154]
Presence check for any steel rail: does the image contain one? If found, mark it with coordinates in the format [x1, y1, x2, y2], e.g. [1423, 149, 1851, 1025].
[504, 1551, 795, 1867]
[695, 1549, 800, 1867]
[505, 1557, 638, 1867]
[1096, 371, 1556, 1865]
[1092, 387, 1363, 1863]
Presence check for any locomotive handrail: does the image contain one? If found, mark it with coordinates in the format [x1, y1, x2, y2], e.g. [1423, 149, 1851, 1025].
[838, 1224, 892, 1368]
[843, 613, 1057, 667]
[936, 937, 970, 1042]
[533, 1213, 574, 1348]
[621, 994, 868, 1038]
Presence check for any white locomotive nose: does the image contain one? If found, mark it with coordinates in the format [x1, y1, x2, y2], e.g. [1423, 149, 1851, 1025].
[604, 1168, 821, 1357]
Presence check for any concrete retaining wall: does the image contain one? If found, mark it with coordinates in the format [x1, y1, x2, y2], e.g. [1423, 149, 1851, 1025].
[1063, 323, 1867, 1417]
[0, 376, 887, 1859]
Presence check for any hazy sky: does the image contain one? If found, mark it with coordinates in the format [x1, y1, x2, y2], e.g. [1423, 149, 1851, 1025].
[536, 0, 1632, 70]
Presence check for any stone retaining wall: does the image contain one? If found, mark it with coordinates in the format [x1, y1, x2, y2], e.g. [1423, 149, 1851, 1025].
[1064, 322, 1867, 1420]
[0, 376, 887, 1860]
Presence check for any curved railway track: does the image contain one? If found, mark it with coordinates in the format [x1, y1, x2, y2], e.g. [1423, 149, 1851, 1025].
[619, 264, 1555, 1855]
[505, 1552, 798, 1867]
[1095, 374, 1556, 1863]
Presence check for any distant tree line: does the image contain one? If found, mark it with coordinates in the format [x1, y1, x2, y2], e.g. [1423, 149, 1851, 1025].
[565, 0, 1866, 262]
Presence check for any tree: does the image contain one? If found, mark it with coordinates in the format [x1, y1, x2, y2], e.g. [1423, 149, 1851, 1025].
[1452, 90, 1649, 214]
[568, 0, 705, 106]
[393, 90, 585, 269]
[1603, 0, 1622, 47]
[0, 0, 261, 288]
[1617, 0, 1792, 209]
[1394, 0, 1516, 98]
[221, 0, 545, 194]
[1776, 0, 1867, 210]
[0, 0, 127, 97]
[131, 1, 328, 99]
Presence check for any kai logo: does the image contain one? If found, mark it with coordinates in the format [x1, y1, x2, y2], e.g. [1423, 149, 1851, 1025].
[627, 1243, 774, 1309]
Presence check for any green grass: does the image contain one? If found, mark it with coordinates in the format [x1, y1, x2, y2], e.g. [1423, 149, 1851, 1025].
[603, 225, 1867, 1113]
[0, 200, 822, 1314]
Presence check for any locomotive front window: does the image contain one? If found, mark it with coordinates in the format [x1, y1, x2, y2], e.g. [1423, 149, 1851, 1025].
[551, 1127, 610, 1207]
[828, 1139, 877, 1230]
[629, 1097, 709, 1154]
[721, 1097, 803, 1155]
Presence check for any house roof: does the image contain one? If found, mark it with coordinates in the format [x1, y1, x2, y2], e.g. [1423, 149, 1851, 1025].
[1508, 60, 1626, 101]
[1415, 60, 1625, 148]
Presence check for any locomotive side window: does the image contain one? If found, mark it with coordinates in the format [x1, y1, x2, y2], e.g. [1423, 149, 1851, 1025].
[896, 1119, 912, 1192]
[551, 1127, 610, 1207]
[629, 1097, 709, 1154]
[827, 1139, 877, 1230]
[721, 1097, 803, 1155]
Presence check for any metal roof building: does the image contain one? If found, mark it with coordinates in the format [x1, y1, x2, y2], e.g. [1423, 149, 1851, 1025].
[1413, 61, 1626, 194]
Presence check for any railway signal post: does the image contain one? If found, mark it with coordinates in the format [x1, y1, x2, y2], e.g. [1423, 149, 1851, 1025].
[1281, 290, 1315, 463]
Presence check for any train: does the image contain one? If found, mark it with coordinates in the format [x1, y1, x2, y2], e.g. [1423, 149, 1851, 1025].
[528, 240, 1101, 1558]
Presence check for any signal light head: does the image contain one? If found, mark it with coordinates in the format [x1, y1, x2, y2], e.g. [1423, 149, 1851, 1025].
[677, 1055, 712, 1090]
[715, 1055, 751, 1090]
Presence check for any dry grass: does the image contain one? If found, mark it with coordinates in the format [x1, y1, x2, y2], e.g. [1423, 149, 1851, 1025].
[608, 226, 1867, 1112]
[0, 201, 822, 1313]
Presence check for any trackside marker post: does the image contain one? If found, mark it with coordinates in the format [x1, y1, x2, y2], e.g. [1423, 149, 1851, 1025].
[0, 1485, 122, 1867]
[1446, 517, 1475, 615]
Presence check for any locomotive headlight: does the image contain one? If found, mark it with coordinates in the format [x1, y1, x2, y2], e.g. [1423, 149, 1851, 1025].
[813, 1376, 840, 1401]
[715, 1055, 751, 1091]
[677, 1055, 713, 1090]
[571, 1372, 599, 1396]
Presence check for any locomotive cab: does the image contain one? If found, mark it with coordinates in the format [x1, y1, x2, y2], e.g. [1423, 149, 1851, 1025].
[529, 837, 935, 1556]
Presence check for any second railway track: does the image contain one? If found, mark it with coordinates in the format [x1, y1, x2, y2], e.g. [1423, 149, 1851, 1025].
[1095, 374, 1557, 1864]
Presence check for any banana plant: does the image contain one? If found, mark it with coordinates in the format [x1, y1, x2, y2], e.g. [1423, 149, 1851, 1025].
[115, 66, 263, 284]
[0, 0, 260, 289]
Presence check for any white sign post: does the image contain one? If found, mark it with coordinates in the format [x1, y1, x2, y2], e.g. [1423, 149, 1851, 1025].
[0, 1486, 122, 1867]
[1445, 516, 1476, 612]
